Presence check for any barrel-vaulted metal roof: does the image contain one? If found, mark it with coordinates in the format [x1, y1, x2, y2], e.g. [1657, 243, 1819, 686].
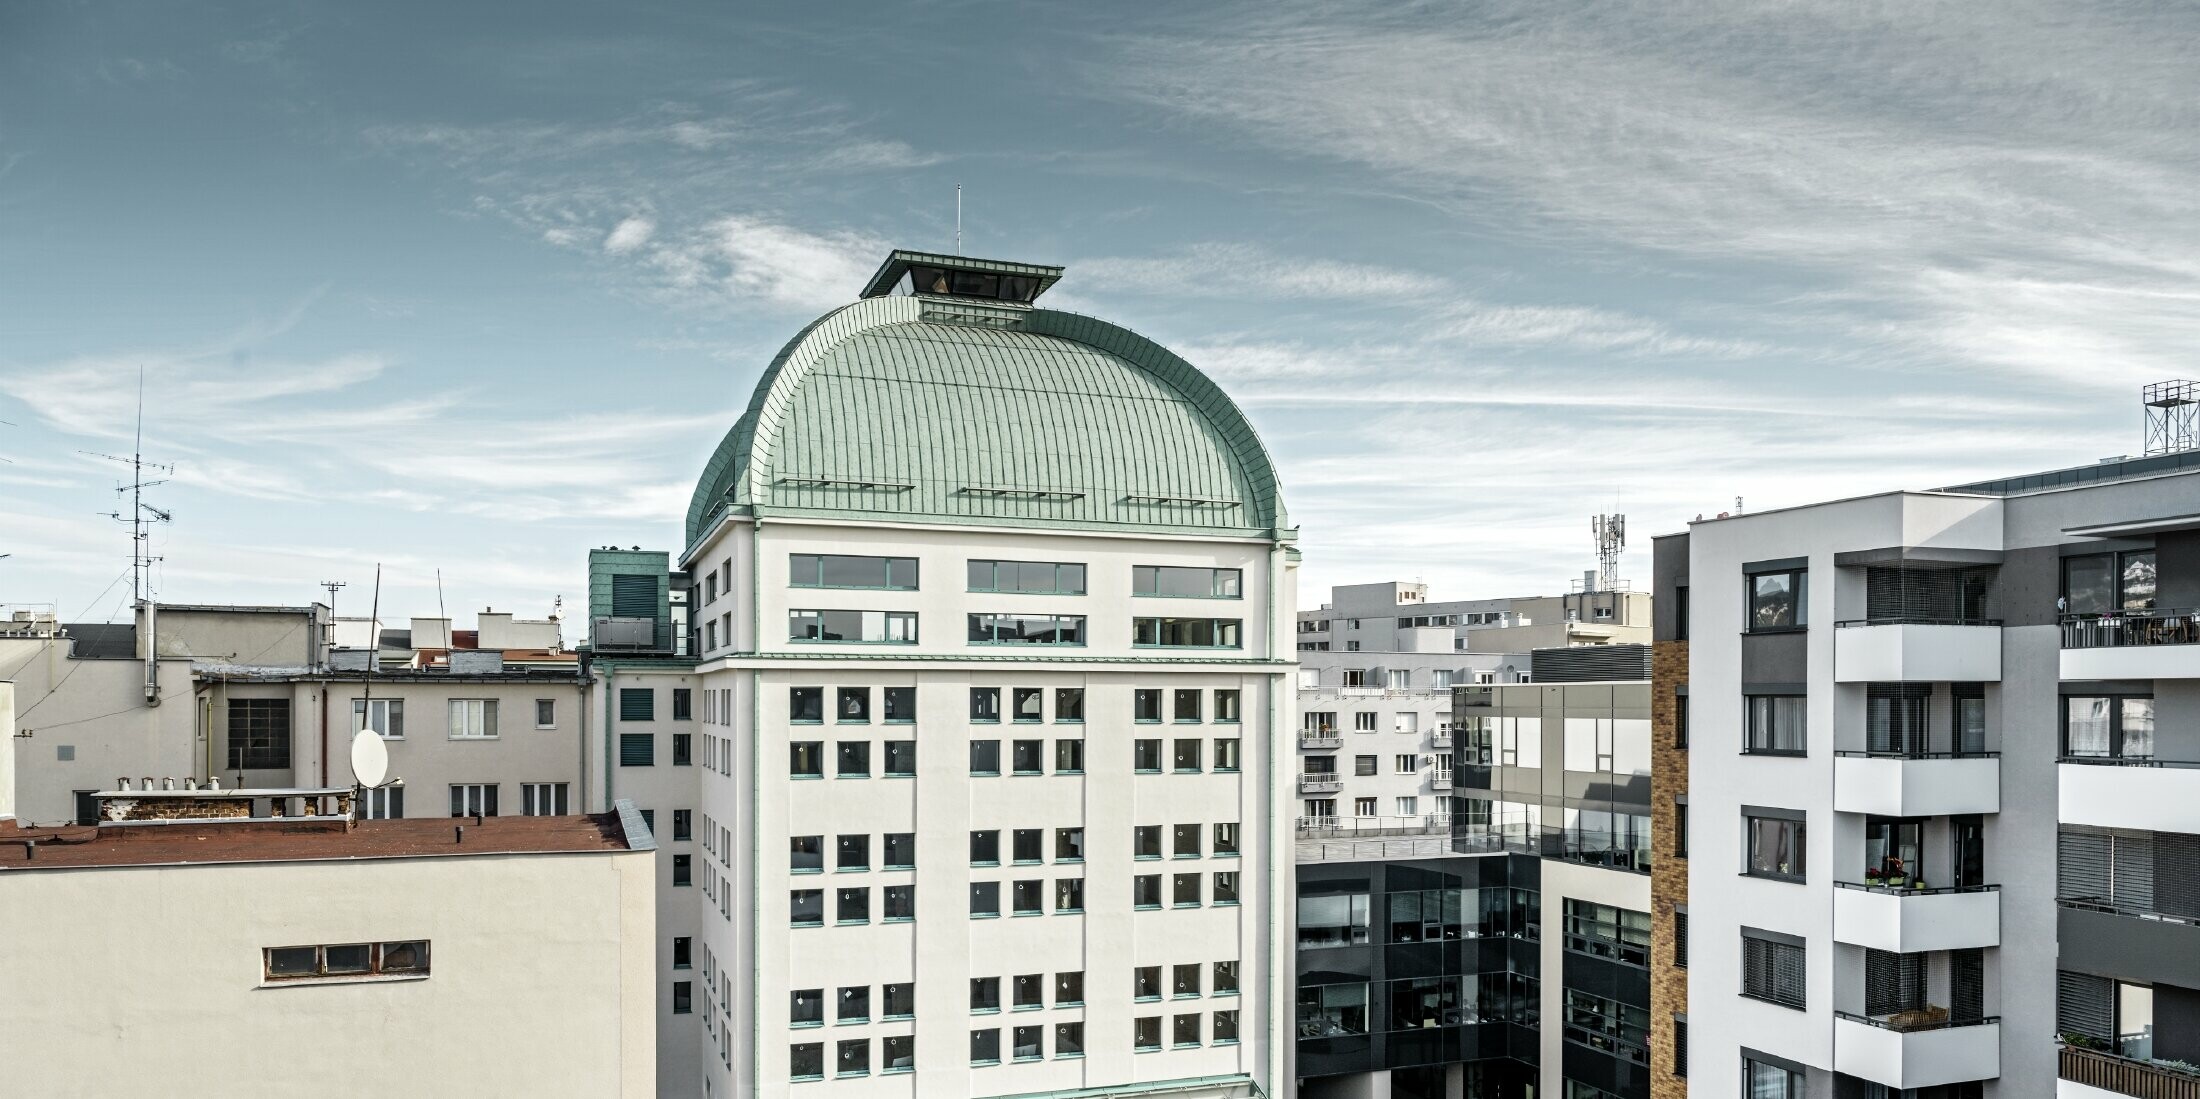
[683, 285, 1290, 554]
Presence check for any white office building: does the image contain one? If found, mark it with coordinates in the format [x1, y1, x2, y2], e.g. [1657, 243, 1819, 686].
[669, 249, 1298, 1098]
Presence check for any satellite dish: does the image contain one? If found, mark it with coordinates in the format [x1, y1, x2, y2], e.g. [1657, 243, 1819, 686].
[349, 729, 390, 789]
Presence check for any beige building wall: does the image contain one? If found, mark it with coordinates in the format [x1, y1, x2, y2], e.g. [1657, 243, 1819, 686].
[146, 605, 325, 666]
[0, 847, 657, 1097]
[1, 638, 197, 824]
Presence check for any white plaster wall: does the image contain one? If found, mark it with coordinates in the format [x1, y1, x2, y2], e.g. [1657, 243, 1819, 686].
[0, 848, 657, 1097]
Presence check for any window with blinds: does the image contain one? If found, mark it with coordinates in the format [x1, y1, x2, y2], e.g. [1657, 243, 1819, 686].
[1740, 931, 1805, 1009]
[2059, 825, 2200, 919]
[1950, 949, 1985, 1024]
[1674, 910, 1688, 968]
[1864, 949, 1926, 1016]
[1672, 1016, 1686, 1077]
[2058, 970, 2114, 1044]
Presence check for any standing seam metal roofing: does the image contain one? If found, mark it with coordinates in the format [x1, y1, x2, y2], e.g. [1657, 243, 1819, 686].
[683, 295, 1289, 550]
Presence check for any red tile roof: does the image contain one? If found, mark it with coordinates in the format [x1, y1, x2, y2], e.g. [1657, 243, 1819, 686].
[0, 813, 638, 871]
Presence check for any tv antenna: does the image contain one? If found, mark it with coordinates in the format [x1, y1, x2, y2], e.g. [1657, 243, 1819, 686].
[1591, 513, 1626, 592]
[84, 367, 173, 607]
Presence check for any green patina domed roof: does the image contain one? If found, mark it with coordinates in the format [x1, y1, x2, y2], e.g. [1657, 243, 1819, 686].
[683, 253, 1290, 554]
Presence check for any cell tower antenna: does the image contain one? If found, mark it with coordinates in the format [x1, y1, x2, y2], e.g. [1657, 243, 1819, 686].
[1591, 513, 1626, 592]
[83, 367, 173, 608]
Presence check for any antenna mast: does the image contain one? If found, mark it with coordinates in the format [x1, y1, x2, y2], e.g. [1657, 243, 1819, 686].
[85, 368, 173, 608]
[955, 183, 962, 255]
[1591, 513, 1627, 592]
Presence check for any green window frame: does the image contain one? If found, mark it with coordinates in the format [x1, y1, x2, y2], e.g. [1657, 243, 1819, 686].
[1132, 617, 1243, 649]
[967, 559, 1087, 595]
[1133, 565, 1243, 599]
[789, 554, 918, 591]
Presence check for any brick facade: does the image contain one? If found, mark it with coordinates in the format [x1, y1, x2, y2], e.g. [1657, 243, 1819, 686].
[1649, 638, 1689, 1098]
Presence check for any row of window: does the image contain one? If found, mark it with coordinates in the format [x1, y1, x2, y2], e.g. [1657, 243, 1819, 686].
[786, 737, 1244, 778]
[350, 697, 561, 739]
[1297, 886, 1540, 949]
[787, 1011, 1241, 1081]
[616, 687, 693, 722]
[778, 554, 1243, 598]
[263, 941, 428, 982]
[357, 782, 572, 820]
[1297, 972, 1541, 1036]
[784, 610, 1245, 648]
[1302, 710, 1443, 734]
[786, 962, 1241, 1031]
[1302, 796, 1437, 818]
[618, 731, 693, 767]
[788, 686, 1244, 725]
[785, 871, 1245, 926]
[1299, 668, 1493, 689]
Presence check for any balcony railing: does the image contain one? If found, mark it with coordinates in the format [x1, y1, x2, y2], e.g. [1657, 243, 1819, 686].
[2064, 608, 2200, 649]
[1295, 815, 1452, 839]
[1430, 775, 1454, 791]
[2061, 755, 2200, 770]
[2056, 896, 2200, 928]
[1835, 749, 1999, 761]
[1836, 881, 1998, 897]
[1298, 773, 1344, 793]
[1298, 734, 1343, 750]
[1430, 732, 1454, 749]
[2061, 1043, 2200, 1099]
[1835, 1009, 1998, 1035]
[1837, 617, 2003, 627]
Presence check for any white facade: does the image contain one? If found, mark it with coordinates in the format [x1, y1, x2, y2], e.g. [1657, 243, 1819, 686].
[686, 519, 1294, 1098]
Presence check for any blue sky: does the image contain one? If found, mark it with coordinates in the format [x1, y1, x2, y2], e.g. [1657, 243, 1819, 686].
[4, 1, 2198, 627]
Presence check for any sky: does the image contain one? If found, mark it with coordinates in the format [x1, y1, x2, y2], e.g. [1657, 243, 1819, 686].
[3, 1, 2199, 630]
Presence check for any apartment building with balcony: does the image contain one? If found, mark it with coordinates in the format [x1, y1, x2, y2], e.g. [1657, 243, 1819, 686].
[1298, 580, 1651, 657]
[1670, 440, 2200, 1099]
[675, 248, 1296, 1099]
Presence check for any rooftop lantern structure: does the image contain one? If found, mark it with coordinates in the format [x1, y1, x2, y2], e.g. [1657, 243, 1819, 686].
[2144, 379, 2199, 456]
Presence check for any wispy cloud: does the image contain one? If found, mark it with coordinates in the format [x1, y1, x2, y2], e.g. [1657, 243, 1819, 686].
[1080, 243, 1445, 301]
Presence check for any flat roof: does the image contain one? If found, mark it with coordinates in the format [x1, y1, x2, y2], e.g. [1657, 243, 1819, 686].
[0, 813, 639, 872]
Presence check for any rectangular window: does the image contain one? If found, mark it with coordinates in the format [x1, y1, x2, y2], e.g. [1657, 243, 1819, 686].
[790, 889, 824, 926]
[1133, 565, 1243, 598]
[1214, 871, 1239, 904]
[882, 1035, 913, 1073]
[1355, 797, 1379, 817]
[226, 698, 292, 770]
[1213, 1009, 1239, 1044]
[968, 613, 1087, 645]
[883, 686, 915, 723]
[1674, 693, 1688, 748]
[361, 786, 404, 819]
[533, 698, 554, 729]
[1396, 796, 1418, 816]
[2064, 695, 2156, 759]
[788, 609, 917, 644]
[1012, 739, 1044, 774]
[444, 699, 499, 740]
[1214, 689, 1240, 723]
[967, 559, 1086, 595]
[1133, 617, 1244, 648]
[521, 782, 568, 816]
[1134, 874, 1162, 907]
[672, 936, 692, 969]
[1134, 825, 1162, 859]
[1214, 738, 1240, 771]
[1135, 1016, 1162, 1051]
[352, 698, 405, 739]
[1744, 695, 1806, 755]
[1354, 754, 1378, 777]
[970, 740, 1000, 775]
[1743, 1057, 1803, 1097]
[1215, 961, 1239, 995]
[789, 553, 918, 590]
[620, 732, 655, 767]
[1386, 669, 1411, 690]
[971, 830, 1001, 866]
[837, 834, 870, 871]
[1745, 813, 1805, 881]
[791, 835, 824, 873]
[1172, 739, 1202, 773]
[1296, 982, 1369, 1035]
[789, 687, 824, 723]
[883, 884, 914, 921]
[969, 881, 1000, 918]
[836, 1038, 868, 1077]
[790, 741, 823, 778]
[1134, 739, 1162, 772]
[1298, 892, 1372, 948]
[792, 987, 824, 1025]
[449, 784, 497, 817]
[1135, 966, 1163, 1000]
[1173, 873, 1201, 907]
[672, 808, 691, 841]
[1213, 823, 1239, 856]
[1056, 688, 1084, 722]
[884, 740, 916, 776]
[619, 688, 654, 721]
[1135, 688, 1163, 722]
[1056, 827, 1085, 862]
[1748, 568, 1808, 631]
[1054, 739, 1085, 773]
[673, 733, 692, 766]
[2064, 550, 2157, 614]
[970, 1028, 1001, 1065]
[1012, 880, 1043, 915]
[1563, 899, 1651, 967]
[836, 887, 866, 922]
[1056, 971, 1085, 1006]
[790, 1043, 824, 1080]
[674, 855, 693, 887]
[970, 687, 1001, 722]
[262, 940, 429, 983]
[971, 977, 1000, 1013]
[1395, 753, 1417, 774]
[1055, 878, 1084, 912]
[1174, 1013, 1202, 1048]
[672, 688, 692, 720]
[1741, 931, 1806, 1009]
[883, 833, 915, 869]
[1012, 1024, 1043, 1062]
[1354, 712, 1378, 732]
[1160, 688, 1201, 726]
[1056, 1021, 1084, 1058]
[836, 687, 869, 722]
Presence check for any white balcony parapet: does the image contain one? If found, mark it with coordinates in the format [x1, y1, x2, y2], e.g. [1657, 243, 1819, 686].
[1835, 621, 2002, 683]
[2058, 759, 2200, 834]
[1833, 883, 2000, 952]
[1834, 753, 2000, 817]
[1835, 1013, 2000, 1090]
